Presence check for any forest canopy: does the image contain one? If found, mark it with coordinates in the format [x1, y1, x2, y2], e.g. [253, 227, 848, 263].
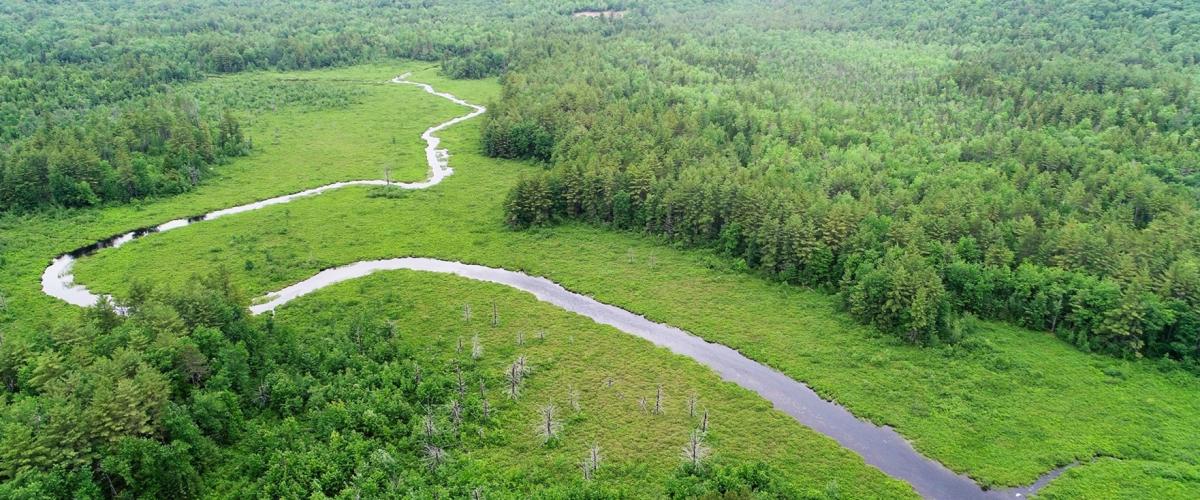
[492, 0, 1200, 366]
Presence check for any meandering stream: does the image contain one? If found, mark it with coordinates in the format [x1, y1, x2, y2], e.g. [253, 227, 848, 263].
[41, 74, 1064, 499]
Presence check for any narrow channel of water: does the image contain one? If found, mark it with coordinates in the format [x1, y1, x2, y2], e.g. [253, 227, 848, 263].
[41, 75, 483, 308]
[40, 75, 1066, 499]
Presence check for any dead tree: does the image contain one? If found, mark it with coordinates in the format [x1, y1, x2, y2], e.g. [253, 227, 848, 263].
[450, 399, 463, 433]
[681, 429, 710, 468]
[456, 364, 466, 398]
[424, 445, 446, 470]
[423, 410, 437, 439]
[507, 362, 522, 399]
[580, 460, 594, 481]
[588, 443, 602, 471]
[568, 386, 581, 412]
[536, 404, 561, 444]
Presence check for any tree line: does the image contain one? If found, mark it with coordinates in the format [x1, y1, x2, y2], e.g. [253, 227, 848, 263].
[0, 95, 247, 211]
[493, 0, 1200, 367]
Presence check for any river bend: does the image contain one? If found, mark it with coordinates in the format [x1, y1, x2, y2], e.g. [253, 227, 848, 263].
[40, 74, 1063, 499]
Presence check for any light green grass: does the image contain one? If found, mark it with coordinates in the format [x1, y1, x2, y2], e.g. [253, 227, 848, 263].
[264, 270, 914, 497]
[1037, 458, 1200, 499]
[4, 63, 1199, 496]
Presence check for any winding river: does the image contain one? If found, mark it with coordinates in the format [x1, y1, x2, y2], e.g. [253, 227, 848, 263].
[41, 74, 1064, 499]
